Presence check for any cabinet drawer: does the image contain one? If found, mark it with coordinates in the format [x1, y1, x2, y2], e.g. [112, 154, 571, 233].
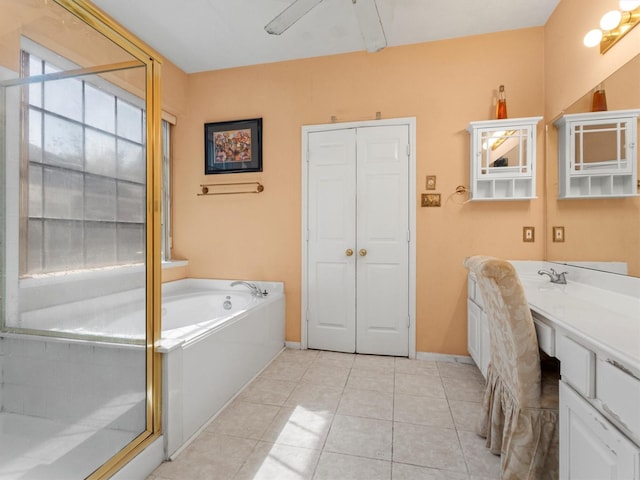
[560, 381, 640, 480]
[532, 313, 555, 357]
[597, 359, 640, 442]
[557, 335, 595, 398]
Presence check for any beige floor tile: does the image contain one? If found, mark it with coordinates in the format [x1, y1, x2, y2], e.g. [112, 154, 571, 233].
[235, 377, 297, 406]
[392, 422, 467, 473]
[313, 351, 356, 369]
[279, 348, 319, 364]
[437, 361, 484, 382]
[152, 432, 256, 480]
[314, 451, 391, 480]
[337, 388, 393, 420]
[457, 430, 502, 478]
[449, 400, 482, 432]
[260, 360, 309, 382]
[395, 373, 446, 398]
[233, 441, 321, 480]
[346, 367, 395, 393]
[442, 376, 485, 402]
[324, 414, 393, 461]
[393, 394, 454, 428]
[394, 358, 439, 376]
[353, 354, 396, 372]
[301, 364, 350, 388]
[206, 401, 280, 440]
[392, 462, 470, 480]
[284, 383, 343, 412]
[261, 406, 333, 450]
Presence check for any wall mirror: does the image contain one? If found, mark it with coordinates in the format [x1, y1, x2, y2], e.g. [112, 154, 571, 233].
[545, 54, 640, 277]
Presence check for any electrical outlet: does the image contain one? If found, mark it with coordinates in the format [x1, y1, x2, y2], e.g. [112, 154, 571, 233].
[421, 193, 441, 207]
[523, 226, 535, 242]
[553, 226, 565, 243]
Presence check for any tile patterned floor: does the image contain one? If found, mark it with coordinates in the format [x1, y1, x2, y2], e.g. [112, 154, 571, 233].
[148, 349, 501, 480]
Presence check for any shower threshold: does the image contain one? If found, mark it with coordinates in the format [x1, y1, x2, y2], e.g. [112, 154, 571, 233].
[0, 412, 138, 479]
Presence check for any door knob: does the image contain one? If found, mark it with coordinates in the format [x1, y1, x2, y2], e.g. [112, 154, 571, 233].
[345, 249, 354, 256]
[359, 249, 367, 256]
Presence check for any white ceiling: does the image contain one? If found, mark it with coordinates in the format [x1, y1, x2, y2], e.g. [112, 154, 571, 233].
[90, 0, 560, 73]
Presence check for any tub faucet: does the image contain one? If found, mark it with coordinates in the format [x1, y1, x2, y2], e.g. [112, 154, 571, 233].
[537, 268, 568, 285]
[230, 281, 267, 297]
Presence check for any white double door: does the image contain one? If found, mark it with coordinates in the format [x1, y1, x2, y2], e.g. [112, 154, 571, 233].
[306, 124, 410, 356]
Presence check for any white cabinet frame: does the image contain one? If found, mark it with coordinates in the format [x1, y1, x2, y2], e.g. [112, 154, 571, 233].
[467, 116, 542, 201]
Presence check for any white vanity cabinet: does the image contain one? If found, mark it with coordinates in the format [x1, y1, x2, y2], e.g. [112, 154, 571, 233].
[554, 109, 640, 199]
[466, 273, 490, 377]
[467, 116, 542, 200]
[560, 381, 640, 480]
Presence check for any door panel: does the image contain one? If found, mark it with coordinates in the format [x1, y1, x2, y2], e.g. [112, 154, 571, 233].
[306, 124, 409, 356]
[356, 125, 409, 355]
[307, 129, 356, 352]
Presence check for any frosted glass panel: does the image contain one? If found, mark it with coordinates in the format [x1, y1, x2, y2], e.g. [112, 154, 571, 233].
[44, 77, 83, 122]
[85, 222, 117, 267]
[85, 84, 115, 133]
[27, 220, 43, 273]
[43, 167, 83, 219]
[44, 114, 83, 169]
[28, 108, 42, 162]
[28, 56, 43, 108]
[117, 223, 144, 263]
[85, 176, 116, 221]
[43, 219, 84, 271]
[117, 182, 144, 223]
[117, 98, 142, 142]
[86, 129, 117, 177]
[117, 139, 144, 183]
[28, 165, 43, 218]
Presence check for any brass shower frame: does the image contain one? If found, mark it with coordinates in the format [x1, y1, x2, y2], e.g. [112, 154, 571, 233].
[52, 1, 164, 478]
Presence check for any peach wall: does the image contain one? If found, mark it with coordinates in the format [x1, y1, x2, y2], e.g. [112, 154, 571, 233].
[544, 0, 640, 119]
[170, 28, 546, 354]
[544, 0, 640, 276]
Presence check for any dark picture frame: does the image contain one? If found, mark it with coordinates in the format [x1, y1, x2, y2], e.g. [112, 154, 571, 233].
[204, 118, 262, 174]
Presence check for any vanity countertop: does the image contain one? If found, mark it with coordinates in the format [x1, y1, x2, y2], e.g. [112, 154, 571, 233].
[510, 261, 640, 376]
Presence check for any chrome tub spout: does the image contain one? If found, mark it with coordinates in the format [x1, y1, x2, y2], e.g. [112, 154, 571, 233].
[230, 280, 267, 297]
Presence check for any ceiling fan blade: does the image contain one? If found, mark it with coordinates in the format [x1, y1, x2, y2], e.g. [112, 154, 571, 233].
[265, 0, 325, 35]
[352, 0, 387, 52]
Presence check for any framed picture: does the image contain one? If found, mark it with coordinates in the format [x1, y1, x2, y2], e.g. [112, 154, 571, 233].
[204, 118, 262, 174]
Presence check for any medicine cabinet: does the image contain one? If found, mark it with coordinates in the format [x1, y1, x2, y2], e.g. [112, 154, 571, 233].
[554, 109, 640, 199]
[467, 117, 542, 200]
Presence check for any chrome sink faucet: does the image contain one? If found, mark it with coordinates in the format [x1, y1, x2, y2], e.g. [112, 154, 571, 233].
[230, 281, 267, 297]
[537, 268, 568, 285]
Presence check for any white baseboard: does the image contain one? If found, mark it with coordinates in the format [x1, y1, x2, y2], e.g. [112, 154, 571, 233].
[416, 351, 475, 365]
[285, 341, 301, 350]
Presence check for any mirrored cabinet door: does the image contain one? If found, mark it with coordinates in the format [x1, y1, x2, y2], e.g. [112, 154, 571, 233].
[467, 116, 542, 200]
[555, 109, 640, 199]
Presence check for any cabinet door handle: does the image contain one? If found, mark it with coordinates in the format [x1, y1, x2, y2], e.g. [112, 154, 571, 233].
[345, 249, 354, 257]
[359, 249, 367, 257]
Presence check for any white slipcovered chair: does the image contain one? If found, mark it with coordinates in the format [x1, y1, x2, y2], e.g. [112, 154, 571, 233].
[464, 255, 559, 480]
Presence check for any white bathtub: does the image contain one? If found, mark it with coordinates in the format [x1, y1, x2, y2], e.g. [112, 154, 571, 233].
[158, 278, 286, 458]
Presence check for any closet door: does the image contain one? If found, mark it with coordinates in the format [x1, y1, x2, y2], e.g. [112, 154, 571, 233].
[306, 124, 410, 356]
[356, 125, 409, 356]
[306, 128, 357, 352]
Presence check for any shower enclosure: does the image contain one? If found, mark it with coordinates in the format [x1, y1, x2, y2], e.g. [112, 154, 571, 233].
[0, 0, 162, 478]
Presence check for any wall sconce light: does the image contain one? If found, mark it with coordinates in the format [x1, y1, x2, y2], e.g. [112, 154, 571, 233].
[583, 0, 640, 53]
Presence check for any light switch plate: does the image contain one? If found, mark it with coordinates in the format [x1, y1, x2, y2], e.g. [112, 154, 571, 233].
[553, 226, 565, 243]
[523, 226, 535, 242]
[426, 175, 436, 190]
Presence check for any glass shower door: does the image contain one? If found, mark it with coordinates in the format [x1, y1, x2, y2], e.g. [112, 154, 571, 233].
[0, 0, 161, 478]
